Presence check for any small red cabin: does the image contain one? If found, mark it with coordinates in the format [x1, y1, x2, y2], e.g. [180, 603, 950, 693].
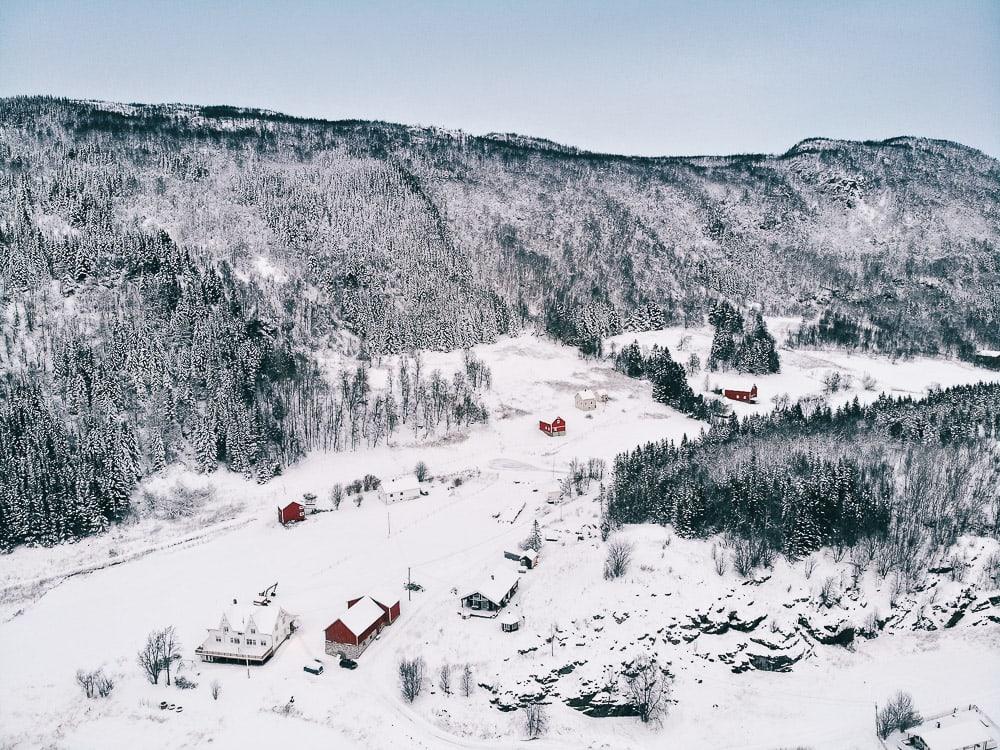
[278, 501, 305, 525]
[723, 384, 758, 403]
[539, 416, 566, 437]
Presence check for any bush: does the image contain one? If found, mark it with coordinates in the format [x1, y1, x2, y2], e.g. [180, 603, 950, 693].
[604, 538, 633, 580]
[138, 478, 215, 520]
[174, 675, 197, 690]
[210, 679, 222, 700]
[76, 668, 115, 699]
[415, 461, 429, 482]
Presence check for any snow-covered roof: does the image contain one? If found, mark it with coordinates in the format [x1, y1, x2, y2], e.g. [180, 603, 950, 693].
[461, 568, 520, 606]
[337, 596, 386, 637]
[222, 605, 288, 635]
[382, 475, 422, 493]
[976, 349, 1000, 358]
[522, 549, 538, 562]
[500, 609, 521, 625]
[576, 390, 597, 400]
[911, 718, 994, 750]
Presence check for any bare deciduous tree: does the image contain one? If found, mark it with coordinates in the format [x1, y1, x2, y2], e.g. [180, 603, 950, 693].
[210, 679, 222, 700]
[604, 538, 634, 580]
[438, 664, 451, 695]
[415, 460, 429, 482]
[136, 626, 182, 686]
[876, 691, 922, 739]
[621, 654, 671, 724]
[398, 657, 425, 703]
[460, 664, 473, 697]
[137, 631, 164, 685]
[523, 701, 548, 739]
[161, 626, 181, 686]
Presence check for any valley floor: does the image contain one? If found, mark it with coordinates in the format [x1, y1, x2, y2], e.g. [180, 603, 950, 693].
[2, 330, 999, 750]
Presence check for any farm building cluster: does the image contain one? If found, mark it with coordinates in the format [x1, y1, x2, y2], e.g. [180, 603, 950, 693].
[458, 547, 541, 631]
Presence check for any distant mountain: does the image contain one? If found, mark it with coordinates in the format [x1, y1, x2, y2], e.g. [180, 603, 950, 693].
[1, 96, 998, 546]
[3, 97, 997, 355]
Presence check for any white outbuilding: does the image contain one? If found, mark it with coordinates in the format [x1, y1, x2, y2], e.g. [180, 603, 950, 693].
[379, 475, 425, 503]
[574, 390, 598, 411]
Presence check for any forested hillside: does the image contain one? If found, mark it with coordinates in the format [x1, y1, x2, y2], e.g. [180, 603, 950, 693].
[607, 383, 1000, 579]
[1, 96, 999, 548]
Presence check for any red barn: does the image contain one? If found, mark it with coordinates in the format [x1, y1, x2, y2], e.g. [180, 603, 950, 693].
[723, 384, 758, 403]
[278, 501, 305, 525]
[324, 595, 399, 659]
[539, 416, 566, 437]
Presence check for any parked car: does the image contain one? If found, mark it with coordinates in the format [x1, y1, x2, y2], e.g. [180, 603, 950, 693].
[303, 663, 324, 675]
[339, 658, 357, 670]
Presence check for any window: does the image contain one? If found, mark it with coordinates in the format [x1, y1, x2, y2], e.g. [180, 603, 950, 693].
[250, 628, 255, 634]
[215, 636, 221, 642]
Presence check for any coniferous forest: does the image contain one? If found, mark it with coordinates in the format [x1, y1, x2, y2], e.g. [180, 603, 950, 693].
[607, 383, 1000, 577]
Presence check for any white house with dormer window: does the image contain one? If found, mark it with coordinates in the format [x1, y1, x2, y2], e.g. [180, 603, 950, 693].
[195, 602, 296, 665]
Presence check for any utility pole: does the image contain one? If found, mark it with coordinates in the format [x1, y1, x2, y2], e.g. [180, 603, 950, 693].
[407, 567, 412, 601]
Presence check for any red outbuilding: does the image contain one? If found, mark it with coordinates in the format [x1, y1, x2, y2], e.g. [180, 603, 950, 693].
[723, 384, 758, 403]
[539, 416, 566, 437]
[278, 501, 305, 525]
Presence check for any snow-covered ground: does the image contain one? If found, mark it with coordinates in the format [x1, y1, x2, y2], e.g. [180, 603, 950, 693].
[2, 330, 999, 750]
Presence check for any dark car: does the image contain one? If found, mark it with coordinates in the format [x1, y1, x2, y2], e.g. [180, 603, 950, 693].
[339, 658, 358, 670]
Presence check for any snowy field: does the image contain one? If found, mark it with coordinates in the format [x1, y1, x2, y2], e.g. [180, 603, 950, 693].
[2, 329, 999, 750]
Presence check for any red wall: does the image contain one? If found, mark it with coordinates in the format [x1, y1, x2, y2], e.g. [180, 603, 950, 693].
[279, 502, 304, 524]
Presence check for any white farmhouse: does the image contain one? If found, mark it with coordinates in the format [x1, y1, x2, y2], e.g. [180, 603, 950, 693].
[574, 389, 598, 411]
[195, 603, 296, 665]
[379, 475, 425, 503]
[895, 705, 1000, 750]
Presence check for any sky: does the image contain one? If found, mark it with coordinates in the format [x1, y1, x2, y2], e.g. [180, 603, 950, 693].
[1, 0, 998, 157]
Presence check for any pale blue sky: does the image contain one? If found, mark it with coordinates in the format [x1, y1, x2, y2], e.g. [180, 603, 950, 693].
[1, 1, 997, 157]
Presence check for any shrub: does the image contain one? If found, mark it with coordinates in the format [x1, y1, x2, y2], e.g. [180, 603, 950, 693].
[604, 538, 633, 580]
[76, 668, 114, 699]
